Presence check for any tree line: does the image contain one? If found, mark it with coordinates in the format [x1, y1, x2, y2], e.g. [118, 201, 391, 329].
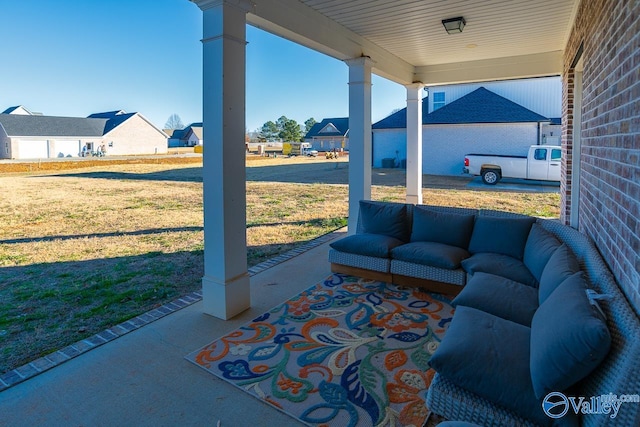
[259, 116, 317, 142]
[165, 113, 318, 143]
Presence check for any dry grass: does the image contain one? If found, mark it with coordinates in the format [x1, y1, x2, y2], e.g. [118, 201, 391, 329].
[0, 156, 559, 373]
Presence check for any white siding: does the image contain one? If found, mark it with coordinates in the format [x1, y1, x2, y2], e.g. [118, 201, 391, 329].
[427, 77, 561, 118]
[0, 127, 10, 159]
[373, 129, 406, 167]
[373, 122, 539, 176]
[423, 123, 539, 175]
[104, 114, 168, 155]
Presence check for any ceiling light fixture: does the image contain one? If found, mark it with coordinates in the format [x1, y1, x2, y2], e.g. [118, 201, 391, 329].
[442, 16, 466, 34]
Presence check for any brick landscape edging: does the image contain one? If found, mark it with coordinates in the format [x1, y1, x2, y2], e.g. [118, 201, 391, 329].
[0, 230, 342, 392]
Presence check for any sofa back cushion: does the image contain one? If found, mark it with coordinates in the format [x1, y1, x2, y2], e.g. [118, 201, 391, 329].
[538, 243, 580, 304]
[467, 216, 536, 259]
[359, 200, 409, 242]
[410, 207, 475, 248]
[530, 272, 611, 399]
[523, 223, 562, 282]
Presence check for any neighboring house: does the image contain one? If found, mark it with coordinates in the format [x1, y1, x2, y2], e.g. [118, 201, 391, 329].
[0, 108, 168, 159]
[2, 105, 41, 116]
[165, 128, 186, 147]
[372, 85, 561, 175]
[426, 77, 561, 118]
[165, 122, 203, 147]
[304, 117, 349, 152]
[184, 124, 203, 146]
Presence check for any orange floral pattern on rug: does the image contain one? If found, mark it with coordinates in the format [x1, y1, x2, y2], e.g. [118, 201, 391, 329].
[188, 274, 454, 427]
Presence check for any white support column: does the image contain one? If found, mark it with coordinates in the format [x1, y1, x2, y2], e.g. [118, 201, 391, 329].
[195, 0, 252, 319]
[405, 83, 425, 205]
[345, 57, 374, 234]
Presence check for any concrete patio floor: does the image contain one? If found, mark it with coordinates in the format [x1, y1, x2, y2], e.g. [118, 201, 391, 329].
[0, 231, 345, 426]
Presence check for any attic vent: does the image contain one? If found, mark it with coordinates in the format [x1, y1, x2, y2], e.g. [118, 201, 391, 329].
[320, 124, 339, 133]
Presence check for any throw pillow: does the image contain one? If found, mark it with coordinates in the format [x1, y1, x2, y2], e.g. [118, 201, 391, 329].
[530, 272, 611, 399]
[538, 243, 580, 304]
[467, 215, 535, 260]
[359, 200, 409, 242]
[410, 207, 475, 249]
[523, 224, 561, 282]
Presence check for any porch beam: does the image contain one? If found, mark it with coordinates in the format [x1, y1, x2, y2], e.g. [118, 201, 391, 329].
[246, 0, 414, 85]
[345, 57, 374, 234]
[194, 0, 251, 319]
[405, 83, 425, 205]
[415, 51, 563, 86]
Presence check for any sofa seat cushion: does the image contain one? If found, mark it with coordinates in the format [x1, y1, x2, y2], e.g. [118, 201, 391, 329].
[359, 200, 409, 241]
[468, 215, 536, 260]
[530, 272, 612, 399]
[410, 207, 475, 248]
[523, 224, 561, 282]
[461, 253, 538, 287]
[391, 242, 470, 269]
[329, 233, 404, 258]
[429, 306, 550, 425]
[452, 272, 538, 326]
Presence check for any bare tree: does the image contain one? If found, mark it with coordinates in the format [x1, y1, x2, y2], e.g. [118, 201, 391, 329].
[164, 114, 184, 130]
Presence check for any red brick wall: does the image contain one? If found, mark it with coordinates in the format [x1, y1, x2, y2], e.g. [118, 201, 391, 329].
[562, 0, 640, 313]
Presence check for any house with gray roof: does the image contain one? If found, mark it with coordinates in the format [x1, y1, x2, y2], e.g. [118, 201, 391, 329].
[372, 86, 561, 175]
[0, 108, 168, 159]
[2, 105, 40, 116]
[304, 117, 349, 152]
[166, 122, 203, 147]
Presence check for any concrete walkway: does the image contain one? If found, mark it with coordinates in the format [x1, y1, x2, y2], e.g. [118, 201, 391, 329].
[0, 232, 345, 426]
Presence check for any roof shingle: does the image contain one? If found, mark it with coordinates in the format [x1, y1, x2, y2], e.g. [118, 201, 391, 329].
[373, 87, 549, 129]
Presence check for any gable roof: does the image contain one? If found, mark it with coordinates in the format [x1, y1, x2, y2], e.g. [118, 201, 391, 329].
[187, 127, 203, 140]
[0, 114, 108, 137]
[87, 110, 127, 119]
[305, 117, 349, 138]
[2, 105, 35, 115]
[102, 113, 137, 134]
[0, 110, 159, 138]
[373, 87, 549, 129]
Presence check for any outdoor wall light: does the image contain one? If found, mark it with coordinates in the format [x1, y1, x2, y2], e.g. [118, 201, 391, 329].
[442, 16, 466, 34]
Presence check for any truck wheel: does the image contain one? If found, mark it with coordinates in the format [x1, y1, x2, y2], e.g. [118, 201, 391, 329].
[481, 169, 500, 185]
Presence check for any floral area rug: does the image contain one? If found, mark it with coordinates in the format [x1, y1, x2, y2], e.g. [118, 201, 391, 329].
[186, 274, 454, 427]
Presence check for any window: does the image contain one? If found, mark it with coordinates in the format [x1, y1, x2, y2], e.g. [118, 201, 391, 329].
[433, 92, 445, 110]
[551, 149, 561, 161]
[534, 149, 547, 161]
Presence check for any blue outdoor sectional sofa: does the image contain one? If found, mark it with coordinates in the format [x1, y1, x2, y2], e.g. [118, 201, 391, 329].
[328, 200, 640, 426]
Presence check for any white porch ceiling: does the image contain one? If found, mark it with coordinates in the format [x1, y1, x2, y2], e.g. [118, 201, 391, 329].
[246, 0, 579, 85]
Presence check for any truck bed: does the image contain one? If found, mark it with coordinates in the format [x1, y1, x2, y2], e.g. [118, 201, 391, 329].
[464, 153, 527, 158]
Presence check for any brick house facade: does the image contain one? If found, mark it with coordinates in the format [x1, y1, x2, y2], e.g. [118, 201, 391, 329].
[562, 0, 639, 312]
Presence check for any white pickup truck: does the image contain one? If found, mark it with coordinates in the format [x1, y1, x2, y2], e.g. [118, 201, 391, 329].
[463, 145, 562, 185]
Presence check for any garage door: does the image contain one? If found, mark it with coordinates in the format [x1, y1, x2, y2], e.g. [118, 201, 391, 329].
[17, 140, 48, 159]
[54, 140, 81, 157]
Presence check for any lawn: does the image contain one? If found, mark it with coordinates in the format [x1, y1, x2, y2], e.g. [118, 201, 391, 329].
[0, 156, 560, 373]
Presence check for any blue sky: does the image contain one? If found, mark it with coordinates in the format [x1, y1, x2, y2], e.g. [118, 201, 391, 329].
[0, 0, 407, 132]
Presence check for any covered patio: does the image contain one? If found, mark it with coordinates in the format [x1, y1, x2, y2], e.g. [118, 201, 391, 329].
[1, 0, 637, 425]
[194, 0, 639, 321]
[198, 0, 575, 319]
